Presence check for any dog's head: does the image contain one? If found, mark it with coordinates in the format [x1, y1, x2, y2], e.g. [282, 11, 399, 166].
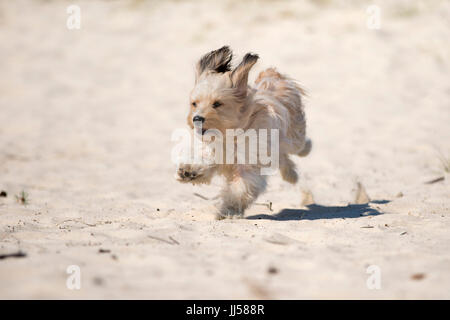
[187, 46, 258, 135]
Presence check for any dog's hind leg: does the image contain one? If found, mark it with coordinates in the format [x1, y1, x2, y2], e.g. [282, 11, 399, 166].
[298, 138, 312, 157]
[216, 167, 267, 220]
[280, 154, 298, 184]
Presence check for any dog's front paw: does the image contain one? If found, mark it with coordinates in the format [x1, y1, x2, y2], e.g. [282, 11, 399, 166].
[215, 204, 244, 220]
[176, 164, 213, 185]
[176, 164, 199, 183]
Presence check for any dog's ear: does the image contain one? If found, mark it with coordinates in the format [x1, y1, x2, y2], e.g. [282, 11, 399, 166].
[231, 53, 259, 96]
[195, 46, 233, 80]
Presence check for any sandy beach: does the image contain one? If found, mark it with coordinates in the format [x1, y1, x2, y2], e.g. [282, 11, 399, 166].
[0, 0, 449, 299]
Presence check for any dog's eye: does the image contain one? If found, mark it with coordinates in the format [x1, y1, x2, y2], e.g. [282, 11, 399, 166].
[191, 102, 197, 107]
[212, 101, 222, 108]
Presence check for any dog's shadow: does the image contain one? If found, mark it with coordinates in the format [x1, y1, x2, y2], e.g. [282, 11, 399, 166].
[246, 200, 389, 221]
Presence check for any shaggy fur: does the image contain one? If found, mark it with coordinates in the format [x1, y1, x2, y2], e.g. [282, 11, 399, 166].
[176, 46, 311, 219]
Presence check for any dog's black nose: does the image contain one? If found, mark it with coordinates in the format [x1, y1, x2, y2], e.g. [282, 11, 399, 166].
[192, 115, 205, 123]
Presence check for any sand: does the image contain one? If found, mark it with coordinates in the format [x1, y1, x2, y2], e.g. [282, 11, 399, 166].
[0, 0, 449, 299]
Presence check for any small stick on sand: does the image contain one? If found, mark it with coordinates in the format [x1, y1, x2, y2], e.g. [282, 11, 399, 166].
[168, 236, 179, 245]
[148, 235, 179, 245]
[254, 201, 273, 211]
[425, 176, 444, 184]
[193, 192, 210, 200]
[57, 219, 97, 227]
[193, 193, 220, 201]
[0, 251, 27, 260]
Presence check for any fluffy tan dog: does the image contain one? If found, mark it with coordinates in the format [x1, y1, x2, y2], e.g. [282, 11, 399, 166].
[176, 46, 311, 219]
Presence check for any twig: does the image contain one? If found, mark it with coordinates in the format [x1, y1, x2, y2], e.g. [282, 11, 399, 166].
[57, 219, 97, 227]
[168, 236, 179, 245]
[425, 176, 445, 184]
[193, 192, 210, 200]
[148, 235, 179, 245]
[254, 201, 273, 211]
[0, 251, 27, 260]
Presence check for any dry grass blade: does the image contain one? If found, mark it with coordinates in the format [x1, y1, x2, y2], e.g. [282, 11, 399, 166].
[15, 190, 29, 205]
[148, 235, 179, 245]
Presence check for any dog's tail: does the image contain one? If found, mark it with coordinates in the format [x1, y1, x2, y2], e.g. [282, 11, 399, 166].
[298, 138, 312, 157]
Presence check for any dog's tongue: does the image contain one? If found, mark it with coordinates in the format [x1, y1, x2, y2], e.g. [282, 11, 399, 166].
[195, 128, 207, 135]
[194, 123, 206, 135]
